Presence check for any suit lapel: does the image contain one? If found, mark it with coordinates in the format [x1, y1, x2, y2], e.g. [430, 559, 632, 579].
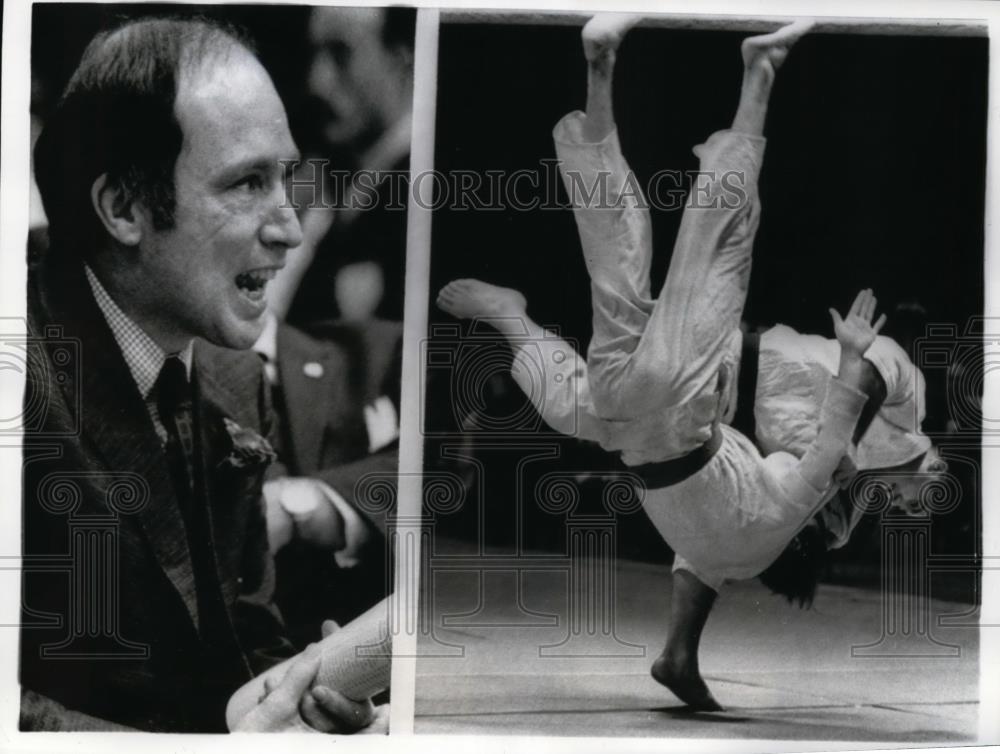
[38, 260, 201, 627]
[276, 324, 336, 474]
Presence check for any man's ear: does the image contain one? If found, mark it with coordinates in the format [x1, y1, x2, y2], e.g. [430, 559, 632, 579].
[90, 174, 143, 246]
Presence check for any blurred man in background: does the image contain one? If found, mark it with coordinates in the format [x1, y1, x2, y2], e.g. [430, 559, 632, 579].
[271, 5, 415, 325]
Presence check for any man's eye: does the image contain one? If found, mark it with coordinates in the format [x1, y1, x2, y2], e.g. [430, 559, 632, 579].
[235, 174, 265, 192]
[329, 41, 350, 67]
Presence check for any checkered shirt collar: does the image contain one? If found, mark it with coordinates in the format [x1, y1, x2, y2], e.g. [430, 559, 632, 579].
[84, 264, 193, 399]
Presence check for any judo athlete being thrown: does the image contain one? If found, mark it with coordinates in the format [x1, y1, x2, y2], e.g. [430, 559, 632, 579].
[438, 15, 943, 711]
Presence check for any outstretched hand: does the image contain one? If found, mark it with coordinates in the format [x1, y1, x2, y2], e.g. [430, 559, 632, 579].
[232, 622, 380, 733]
[294, 620, 378, 734]
[829, 289, 886, 358]
[233, 644, 322, 732]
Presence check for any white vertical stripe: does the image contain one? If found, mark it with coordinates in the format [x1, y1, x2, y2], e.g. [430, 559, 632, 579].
[388, 6, 439, 736]
[978, 11, 1000, 746]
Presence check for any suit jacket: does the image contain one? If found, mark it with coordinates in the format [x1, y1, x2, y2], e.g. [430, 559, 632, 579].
[270, 320, 401, 636]
[20, 255, 294, 732]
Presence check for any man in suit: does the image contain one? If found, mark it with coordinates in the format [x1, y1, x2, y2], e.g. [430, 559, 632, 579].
[22, 17, 378, 732]
[255, 314, 402, 643]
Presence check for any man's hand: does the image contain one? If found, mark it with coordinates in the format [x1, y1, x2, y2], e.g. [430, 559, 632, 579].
[297, 685, 378, 733]
[830, 288, 886, 359]
[263, 479, 294, 554]
[831, 289, 886, 389]
[291, 480, 347, 550]
[227, 620, 385, 733]
[295, 618, 380, 733]
[263, 477, 346, 553]
[232, 644, 322, 731]
[246, 619, 382, 734]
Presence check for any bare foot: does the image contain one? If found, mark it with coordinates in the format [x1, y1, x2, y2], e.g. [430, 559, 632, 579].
[741, 19, 814, 80]
[582, 13, 643, 65]
[436, 279, 527, 321]
[732, 19, 814, 135]
[650, 652, 724, 712]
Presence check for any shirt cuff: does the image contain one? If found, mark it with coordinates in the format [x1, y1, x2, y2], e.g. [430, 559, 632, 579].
[364, 396, 399, 453]
[313, 480, 372, 568]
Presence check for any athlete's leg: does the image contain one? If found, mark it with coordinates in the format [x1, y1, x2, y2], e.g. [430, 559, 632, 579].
[595, 21, 812, 420]
[437, 279, 537, 340]
[643, 20, 812, 708]
[437, 279, 605, 443]
[651, 569, 723, 711]
[581, 13, 641, 142]
[553, 15, 659, 420]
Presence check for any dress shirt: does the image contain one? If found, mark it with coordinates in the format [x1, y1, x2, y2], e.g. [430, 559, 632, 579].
[84, 264, 192, 444]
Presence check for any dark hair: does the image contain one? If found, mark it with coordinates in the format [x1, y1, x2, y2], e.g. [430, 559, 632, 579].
[381, 6, 416, 52]
[33, 17, 252, 257]
[757, 517, 828, 608]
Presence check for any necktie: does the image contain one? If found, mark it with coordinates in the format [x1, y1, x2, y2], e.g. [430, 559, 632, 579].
[156, 356, 197, 518]
[258, 352, 288, 464]
[156, 357, 238, 692]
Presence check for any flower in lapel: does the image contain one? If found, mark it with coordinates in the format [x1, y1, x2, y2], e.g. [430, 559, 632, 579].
[219, 417, 276, 470]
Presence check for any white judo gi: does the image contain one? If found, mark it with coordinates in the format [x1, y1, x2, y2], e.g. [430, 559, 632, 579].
[510, 111, 886, 590]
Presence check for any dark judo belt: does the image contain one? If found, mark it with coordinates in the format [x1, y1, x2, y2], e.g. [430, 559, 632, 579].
[627, 332, 761, 491]
[731, 331, 761, 439]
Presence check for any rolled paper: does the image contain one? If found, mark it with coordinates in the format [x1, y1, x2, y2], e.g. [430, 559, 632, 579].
[315, 597, 392, 701]
[225, 595, 394, 729]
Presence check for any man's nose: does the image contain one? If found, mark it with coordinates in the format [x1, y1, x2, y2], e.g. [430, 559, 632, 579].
[308, 54, 337, 98]
[261, 202, 303, 250]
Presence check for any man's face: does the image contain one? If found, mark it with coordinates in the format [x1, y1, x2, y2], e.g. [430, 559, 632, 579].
[870, 449, 949, 517]
[884, 474, 931, 517]
[134, 48, 302, 351]
[307, 7, 400, 150]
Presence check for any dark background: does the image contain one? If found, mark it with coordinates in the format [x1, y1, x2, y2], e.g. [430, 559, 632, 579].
[429, 22, 985, 345]
[425, 21, 987, 602]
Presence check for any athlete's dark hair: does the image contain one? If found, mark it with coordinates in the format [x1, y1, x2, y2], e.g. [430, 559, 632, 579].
[757, 517, 828, 608]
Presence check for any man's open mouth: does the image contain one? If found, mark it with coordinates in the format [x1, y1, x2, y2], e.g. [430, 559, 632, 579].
[235, 268, 278, 301]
